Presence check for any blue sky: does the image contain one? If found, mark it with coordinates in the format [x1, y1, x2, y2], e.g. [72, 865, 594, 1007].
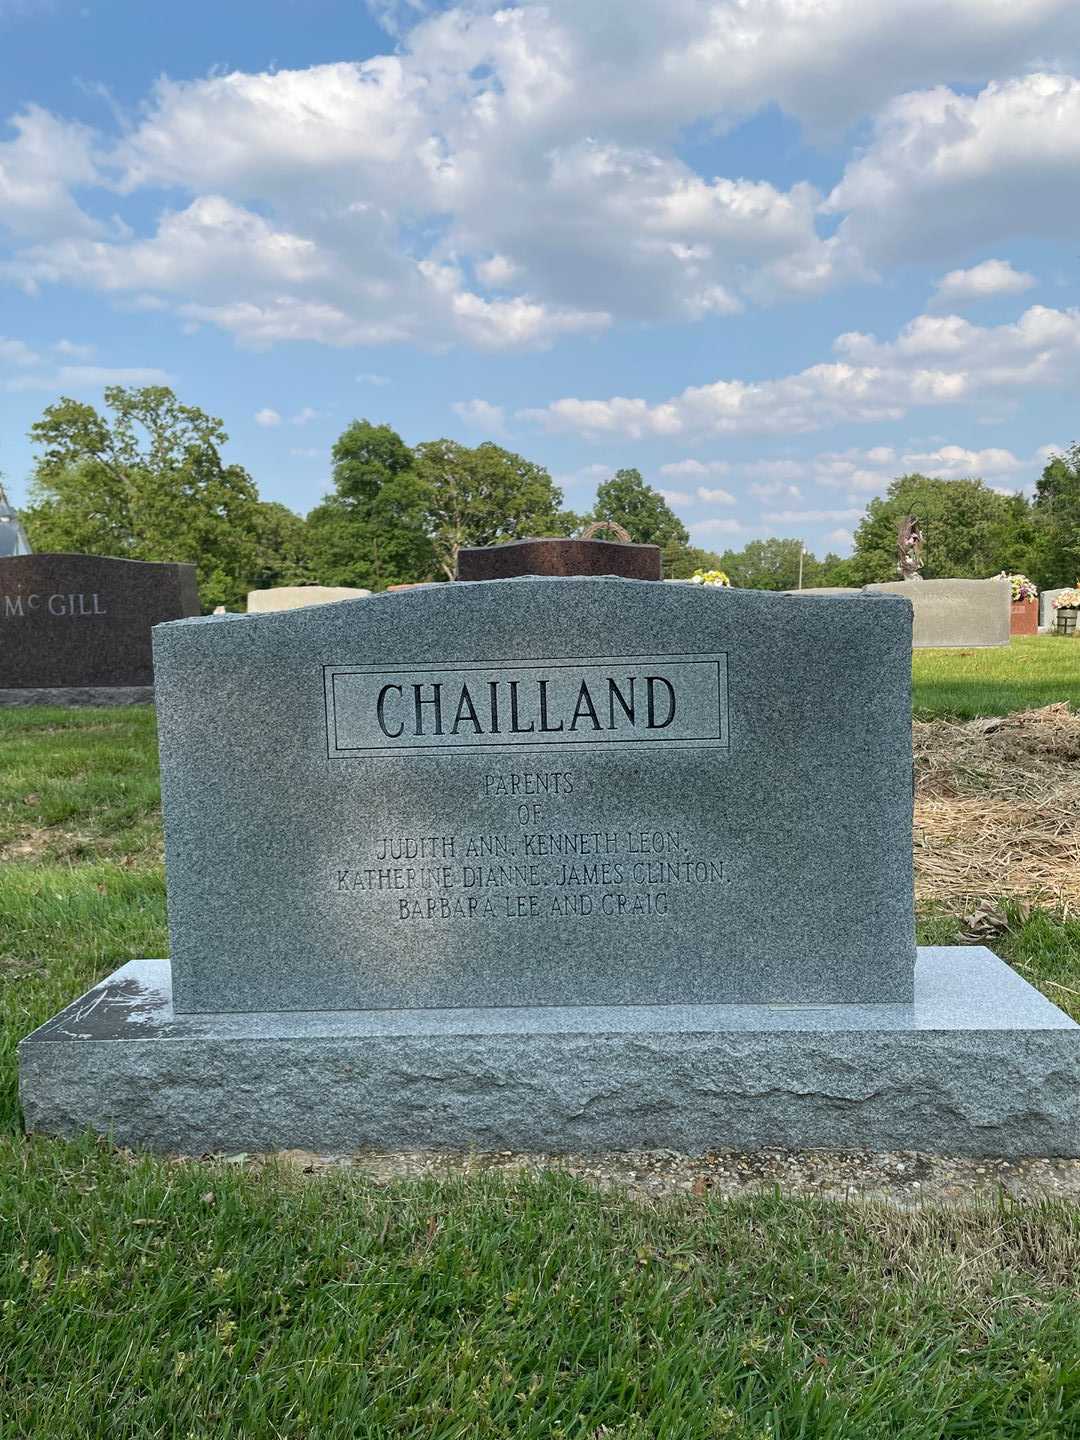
[2, 0, 1080, 559]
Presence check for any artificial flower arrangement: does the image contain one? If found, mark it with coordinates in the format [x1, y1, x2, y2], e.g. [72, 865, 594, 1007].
[688, 569, 731, 586]
[1052, 586, 1080, 610]
[994, 572, 1038, 602]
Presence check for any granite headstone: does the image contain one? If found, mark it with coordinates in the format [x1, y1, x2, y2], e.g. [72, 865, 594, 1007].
[248, 585, 372, 612]
[457, 538, 661, 581]
[20, 575, 1080, 1157]
[864, 578, 1010, 648]
[1040, 588, 1072, 629]
[154, 581, 916, 1015]
[0, 553, 199, 703]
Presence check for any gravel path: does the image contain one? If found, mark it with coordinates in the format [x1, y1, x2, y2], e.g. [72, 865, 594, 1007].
[260, 1147, 1080, 1207]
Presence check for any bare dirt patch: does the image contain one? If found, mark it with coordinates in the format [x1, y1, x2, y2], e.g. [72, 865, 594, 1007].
[0, 827, 69, 862]
[914, 703, 1080, 911]
[222, 1146, 1080, 1208]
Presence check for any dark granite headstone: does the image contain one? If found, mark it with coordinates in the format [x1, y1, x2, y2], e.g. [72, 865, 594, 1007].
[457, 537, 661, 581]
[0, 553, 199, 694]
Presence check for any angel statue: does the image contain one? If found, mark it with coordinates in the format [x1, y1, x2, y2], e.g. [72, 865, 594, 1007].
[897, 515, 925, 581]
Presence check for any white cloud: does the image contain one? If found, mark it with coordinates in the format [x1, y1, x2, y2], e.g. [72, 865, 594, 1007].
[827, 74, 1080, 265]
[7, 195, 327, 296]
[7, 188, 610, 352]
[658, 479, 736, 506]
[552, 462, 614, 492]
[255, 407, 282, 427]
[452, 397, 505, 432]
[749, 480, 802, 499]
[696, 485, 736, 505]
[290, 407, 319, 426]
[1036, 443, 1066, 464]
[5, 7, 1080, 351]
[418, 258, 611, 347]
[0, 337, 173, 392]
[0, 336, 37, 366]
[690, 517, 744, 537]
[660, 459, 729, 478]
[397, 0, 1080, 143]
[56, 364, 171, 386]
[834, 304, 1080, 389]
[524, 302, 1080, 440]
[476, 254, 520, 288]
[357, 371, 390, 385]
[743, 459, 807, 483]
[0, 104, 99, 242]
[809, 440, 1049, 500]
[53, 338, 96, 359]
[826, 528, 854, 547]
[4, 363, 172, 392]
[898, 444, 1029, 479]
[179, 297, 413, 349]
[762, 507, 862, 524]
[931, 259, 1036, 307]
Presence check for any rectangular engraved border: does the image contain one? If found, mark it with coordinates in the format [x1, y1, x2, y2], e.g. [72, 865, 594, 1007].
[324, 653, 730, 759]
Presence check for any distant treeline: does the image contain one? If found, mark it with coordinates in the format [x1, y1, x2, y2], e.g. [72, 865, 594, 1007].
[12, 386, 1079, 610]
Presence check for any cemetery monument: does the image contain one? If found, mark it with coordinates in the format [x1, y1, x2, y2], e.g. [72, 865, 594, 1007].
[864, 576, 1011, 647]
[897, 514, 925, 582]
[248, 584, 372, 612]
[0, 552, 200, 705]
[0, 480, 32, 558]
[19, 565, 1080, 1155]
[1040, 587, 1073, 630]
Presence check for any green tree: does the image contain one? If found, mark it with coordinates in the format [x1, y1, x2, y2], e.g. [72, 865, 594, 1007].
[716, 537, 818, 591]
[589, 469, 690, 550]
[816, 551, 857, 588]
[847, 474, 1034, 585]
[1030, 445, 1080, 588]
[664, 544, 727, 580]
[414, 439, 576, 580]
[249, 501, 314, 591]
[22, 386, 278, 610]
[304, 421, 435, 590]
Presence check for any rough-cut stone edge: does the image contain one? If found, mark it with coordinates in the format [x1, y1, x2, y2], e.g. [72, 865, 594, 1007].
[0, 686, 154, 707]
[19, 949, 1080, 1158]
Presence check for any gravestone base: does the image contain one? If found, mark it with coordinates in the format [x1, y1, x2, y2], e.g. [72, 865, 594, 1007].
[20, 948, 1079, 1158]
[0, 685, 155, 708]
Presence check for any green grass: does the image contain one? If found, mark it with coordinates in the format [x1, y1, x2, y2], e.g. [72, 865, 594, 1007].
[913, 635, 1080, 720]
[2, 678, 1080, 1437]
[0, 706, 162, 864]
[3, 1141, 1080, 1439]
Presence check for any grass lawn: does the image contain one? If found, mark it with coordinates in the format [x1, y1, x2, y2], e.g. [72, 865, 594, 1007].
[913, 635, 1080, 720]
[2, 649, 1080, 1436]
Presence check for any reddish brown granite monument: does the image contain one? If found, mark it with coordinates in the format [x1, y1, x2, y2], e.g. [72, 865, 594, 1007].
[457, 526, 661, 583]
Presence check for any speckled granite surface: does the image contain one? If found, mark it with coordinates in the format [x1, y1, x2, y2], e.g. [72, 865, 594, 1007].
[20, 948, 1080, 1158]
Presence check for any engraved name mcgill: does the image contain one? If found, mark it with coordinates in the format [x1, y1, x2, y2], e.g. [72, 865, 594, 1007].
[2, 591, 107, 619]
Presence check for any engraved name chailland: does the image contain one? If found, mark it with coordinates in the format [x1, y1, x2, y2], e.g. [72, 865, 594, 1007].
[324, 654, 728, 758]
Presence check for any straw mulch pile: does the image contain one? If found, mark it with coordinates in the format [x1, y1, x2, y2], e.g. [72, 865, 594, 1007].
[913, 702, 1080, 914]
